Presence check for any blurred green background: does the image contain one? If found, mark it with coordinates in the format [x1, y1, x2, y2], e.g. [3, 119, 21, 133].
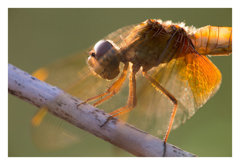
[8, 8, 232, 157]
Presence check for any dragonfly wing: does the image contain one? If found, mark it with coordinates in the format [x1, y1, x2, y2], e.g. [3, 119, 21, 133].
[104, 24, 136, 47]
[32, 23, 136, 95]
[31, 107, 83, 151]
[126, 52, 221, 138]
[31, 24, 137, 150]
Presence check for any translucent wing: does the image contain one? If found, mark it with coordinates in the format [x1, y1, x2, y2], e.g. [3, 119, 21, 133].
[125, 52, 222, 138]
[31, 107, 81, 151]
[33, 24, 136, 95]
[31, 24, 136, 150]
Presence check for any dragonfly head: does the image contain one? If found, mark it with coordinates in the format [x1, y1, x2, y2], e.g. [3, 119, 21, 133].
[87, 40, 120, 80]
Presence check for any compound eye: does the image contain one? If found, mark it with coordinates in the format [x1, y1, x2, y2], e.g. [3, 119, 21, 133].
[94, 40, 114, 59]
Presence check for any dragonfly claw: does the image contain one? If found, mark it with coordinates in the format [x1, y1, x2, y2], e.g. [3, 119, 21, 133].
[77, 101, 87, 109]
[163, 141, 167, 157]
[100, 116, 113, 127]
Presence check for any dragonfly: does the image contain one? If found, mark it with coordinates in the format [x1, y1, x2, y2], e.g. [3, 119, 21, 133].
[32, 19, 232, 149]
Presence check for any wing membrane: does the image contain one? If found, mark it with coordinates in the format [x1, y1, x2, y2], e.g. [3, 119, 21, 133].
[126, 52, 221, 137]
[31, 24, 136, 150]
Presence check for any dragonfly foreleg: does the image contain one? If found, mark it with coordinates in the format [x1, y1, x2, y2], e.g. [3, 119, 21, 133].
[100, 64, 137, 127]
[79, 63, 129, 107]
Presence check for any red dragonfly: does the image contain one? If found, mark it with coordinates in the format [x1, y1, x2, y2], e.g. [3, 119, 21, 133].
[32, 19, 232, 149]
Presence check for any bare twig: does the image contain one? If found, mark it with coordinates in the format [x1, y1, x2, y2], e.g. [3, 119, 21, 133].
[8, 63, 196, 157]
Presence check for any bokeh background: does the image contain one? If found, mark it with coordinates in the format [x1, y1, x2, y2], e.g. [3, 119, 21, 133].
[8, 8, 232, 157]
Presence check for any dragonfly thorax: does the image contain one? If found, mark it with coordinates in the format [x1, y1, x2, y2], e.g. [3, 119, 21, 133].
[87, 40, 120, 80]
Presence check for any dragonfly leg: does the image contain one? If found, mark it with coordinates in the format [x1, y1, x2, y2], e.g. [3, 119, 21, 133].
[101, 64, 137, 127]
[142, 71, 178, 143]
[79, 63, 129, 107]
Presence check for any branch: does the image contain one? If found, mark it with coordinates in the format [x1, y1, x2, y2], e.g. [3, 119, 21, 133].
[8, 63, 196, 157]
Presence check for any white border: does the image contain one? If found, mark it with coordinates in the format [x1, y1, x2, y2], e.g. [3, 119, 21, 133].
[4, 0, 234, 8]
[1, 0, 239, 165]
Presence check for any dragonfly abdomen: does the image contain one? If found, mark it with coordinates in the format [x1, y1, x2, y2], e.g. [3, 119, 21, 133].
[191, 26, 232, 56]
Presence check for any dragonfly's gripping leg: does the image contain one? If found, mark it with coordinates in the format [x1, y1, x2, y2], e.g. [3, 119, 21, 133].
[101, 64, 137, 127]
[142, 71, 178, 143]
